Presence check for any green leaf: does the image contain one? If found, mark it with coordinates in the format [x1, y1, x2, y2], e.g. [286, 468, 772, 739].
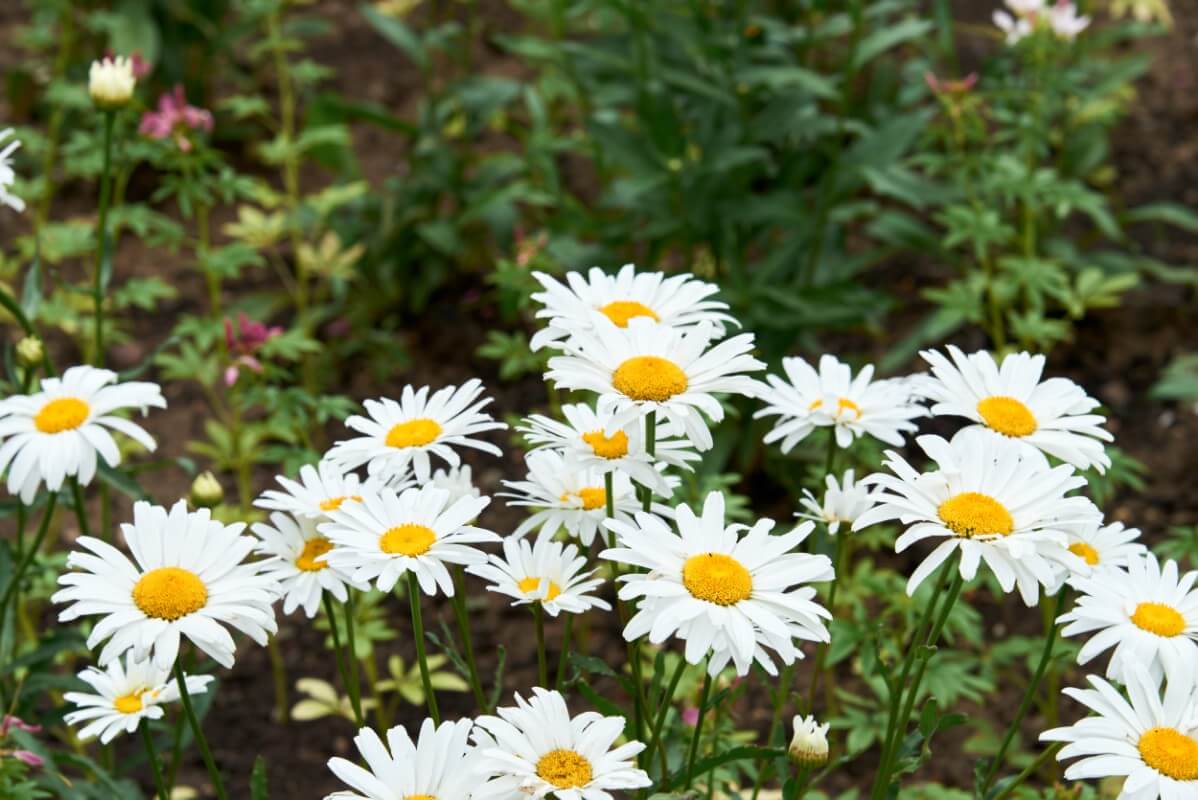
[360, 4, 427, 71]
[250, 756, 269, 800]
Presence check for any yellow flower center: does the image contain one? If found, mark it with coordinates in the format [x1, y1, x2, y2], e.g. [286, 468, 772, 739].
[599, 300, 660, 328]
[114, 691, 145, 714]
[582, 429, 629, 459]
[536, 748, 593, 788]
[379, 523, 436, 556]
[807, 397, 862, 419]
[576, 487, 607, 510]
[34, 397, 90, 434]
[1138, 727, 1198, 781]
[611, 356, 688, 402]
[517, 576, 563, 602]
[132, 567, 209, 621]
[937, 492, 1014, 539]
[976, 396, 1037, 437]
[405, 796, 436, 800]
[1068, 542, 1100, 566]
[295, 538, 333, 572]
[319, 495, 362, 512]
[682, 553, 753, 606]
[1131, 602, 1187, 637]
[384, 418, 442, 448]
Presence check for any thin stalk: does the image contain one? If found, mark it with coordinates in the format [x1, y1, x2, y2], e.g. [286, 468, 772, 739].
[342, 593, 365, 726]
[69, 477, 90, 538]
[93, 111, 115, 366]
[407, 572, 440, 724]
[173, 662, 229, 800]
[139, 720, 169, 800]
[994, 742, 1063, 800]
[451, 567, 488, 712]
[805, 429, 840, 710]
[980, 589, 1068, 794]
[684, 668, 713, 789]
[534, 603, 548, 688]
[555, 615, 573, 692]
[321, 594, 361, 727]
[266, 637, 289, 724]
[605, 469, 647, 759]
[641, 413, 657, 512]
[0, 494, 59, 626]
[643, 656, 686, 769]
[751, 662, 795, 799]
[165, 709, 185, 788]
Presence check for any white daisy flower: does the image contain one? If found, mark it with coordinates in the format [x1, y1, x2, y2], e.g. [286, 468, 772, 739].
[754, 355, 927, 451]
[0, 365, 166, 502]
[529, 263, 736, 351]
[251, 512, 365, 618]
[64, 654, 212, 744]
[1059, 554, 1198, 685]
[53, 500, 278, 670]
[326, 379, 505, 482]
[88, 56, 137, 108]
[429, 464, 481, 506]
[500, 449, 665, 547]
[255, 459, 388, 520]
[603, 491, 834, 677]
[325, 718, 482, 800]
[1058, 519, 1148, 581]
[797, 469, 879, 535]
[0, 128, 24, 213]
[320, 484, 497, 596]
[519, 402, 698, 495]
[920, 346, 1113, 473]
[1041, 660, 1198, 798]
[852, 431, 1102, 606]
[472, 687, 651, 799]
[467, 533, 611, 618]
[545, 316, 763, 451]
[789, 714, 830, 767]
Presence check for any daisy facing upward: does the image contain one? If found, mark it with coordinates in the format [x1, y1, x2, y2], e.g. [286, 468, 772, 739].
[324, 718, 482, 800]
[468, 532, 610, 618]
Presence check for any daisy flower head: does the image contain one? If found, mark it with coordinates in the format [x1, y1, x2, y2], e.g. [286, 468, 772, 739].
[472, 687, 651, 799]
[324, 718, 481, 800]
[1059, 553, 1198, 685]
[326, 379, 505, 482]
[528, 263, 736, 351]
[53, 500, 278, 669]
[519, 401, 698, 495]
[320, 483, 497, 596]
[603, 491, 834, 677]
[754, 355, 927, 451]
[500, 448, 665, 547]
[1041, 660, 1198, 798]
[545, 315, 763, 451]
[798, 469, 879, 535]
[789, 714, 830, 767]
[0, 365, 166, 502]
[920, 345, 1113, 473]
[0, 128, 24, 213]
[852, 430, 1102, 605]
[64, 654, 212, 744]
[251, 512, 365, 618]
[467, 533, 611, 618]
[1058, 519, 1148, 582]
[255, 459, 385, 520]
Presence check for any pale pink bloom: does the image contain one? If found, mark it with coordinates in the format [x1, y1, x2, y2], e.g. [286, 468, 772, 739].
[139, 85, 214, 152]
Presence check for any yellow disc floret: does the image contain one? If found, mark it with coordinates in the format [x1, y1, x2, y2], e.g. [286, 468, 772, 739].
[612, 356, 688, 402]
[976, 396, 1037, 438]
[517, 576, 562, 602]
[295, 538, 334, 572]
[379, 523, 436, 556]
[1131, 602, 1186, 637]
[132, 567, 209, 621]
[937, 492, 1014, 539]
[114, 691, 145, 714]
[34, 397, 90, 434]
[1138, 727, 1198, 780]
[582, 429, 629, 459]
[599, 300, 660, 328]
[682, 553, 753, 606]
[320, 495, 362, 512]
[385, 418, 442, 448]
[536, 748, 594, 788]
[576, 487, 607, 510]
[1068, 542, 1100, 566]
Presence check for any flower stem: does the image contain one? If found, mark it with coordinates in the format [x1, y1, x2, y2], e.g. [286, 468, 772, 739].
[139, 720, 169, 800]
[342, 593, 364, 727]
[266, 636, 289, 724]
[172, 662, 229, 800]
[0, 493, 58, 629]
[92, 110, 114, 366]
[555, 614, 573, 692]
[407, 572, 440, 724]
[321, 594, 362, 727]
[994, 742, 1063, 800]
[643, 655, 686, 770]
[451, 567, 488, 712]
[684, 667, 713, 789]
[533, 602, 548, 688]
[69, 477, 91, 538]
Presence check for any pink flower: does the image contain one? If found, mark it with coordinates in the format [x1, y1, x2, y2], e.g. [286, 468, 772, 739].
[681, 706, 699, 727]
[12, 749, 44, 768]
[223, 312, 282, 386]
[139, 85, 214, 152]
[1, 715, 40, 736]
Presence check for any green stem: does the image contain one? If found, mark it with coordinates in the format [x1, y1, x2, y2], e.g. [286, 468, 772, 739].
[994, 742, 1063, 800]
[641, 413, 657, 512]
[451, 567, 488, 712]
[643, 656, 687, 769]
[684, 668, 714, 789]
[981, 588, 1068, 794]
[69, 477, 90, 538]
[93, 111, 114, 366]
[555, 615, 573, 692]
[173, 662, 229, 800]
[752, 662, 795, 799]
[321, 594, 360, 726]
[140, 720, 169, 800]
[534, 603, 548, 688]
[342, 593, 364, 727]
[605, 468, 647, 760]
[0, 494, 58, 627]
[407, 572, 440, 724]
[266, 637, 289, 724]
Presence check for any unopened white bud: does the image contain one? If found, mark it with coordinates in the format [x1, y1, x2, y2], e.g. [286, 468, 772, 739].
[788, 714, 829, 767]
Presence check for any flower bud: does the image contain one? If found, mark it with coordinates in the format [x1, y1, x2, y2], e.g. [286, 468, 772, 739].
[89, 56, 137, 109]
[788, 714, 829, 767]
[15, 335, 43, 367]
[189, 471, 223, 509]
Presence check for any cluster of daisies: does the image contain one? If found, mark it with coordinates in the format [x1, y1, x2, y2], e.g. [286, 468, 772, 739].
[3, 261, 1193, 798]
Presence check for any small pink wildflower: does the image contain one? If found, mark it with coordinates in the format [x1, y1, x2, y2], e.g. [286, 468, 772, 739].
[223, 312, 282, 386]
[139, 85, 214, 152]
